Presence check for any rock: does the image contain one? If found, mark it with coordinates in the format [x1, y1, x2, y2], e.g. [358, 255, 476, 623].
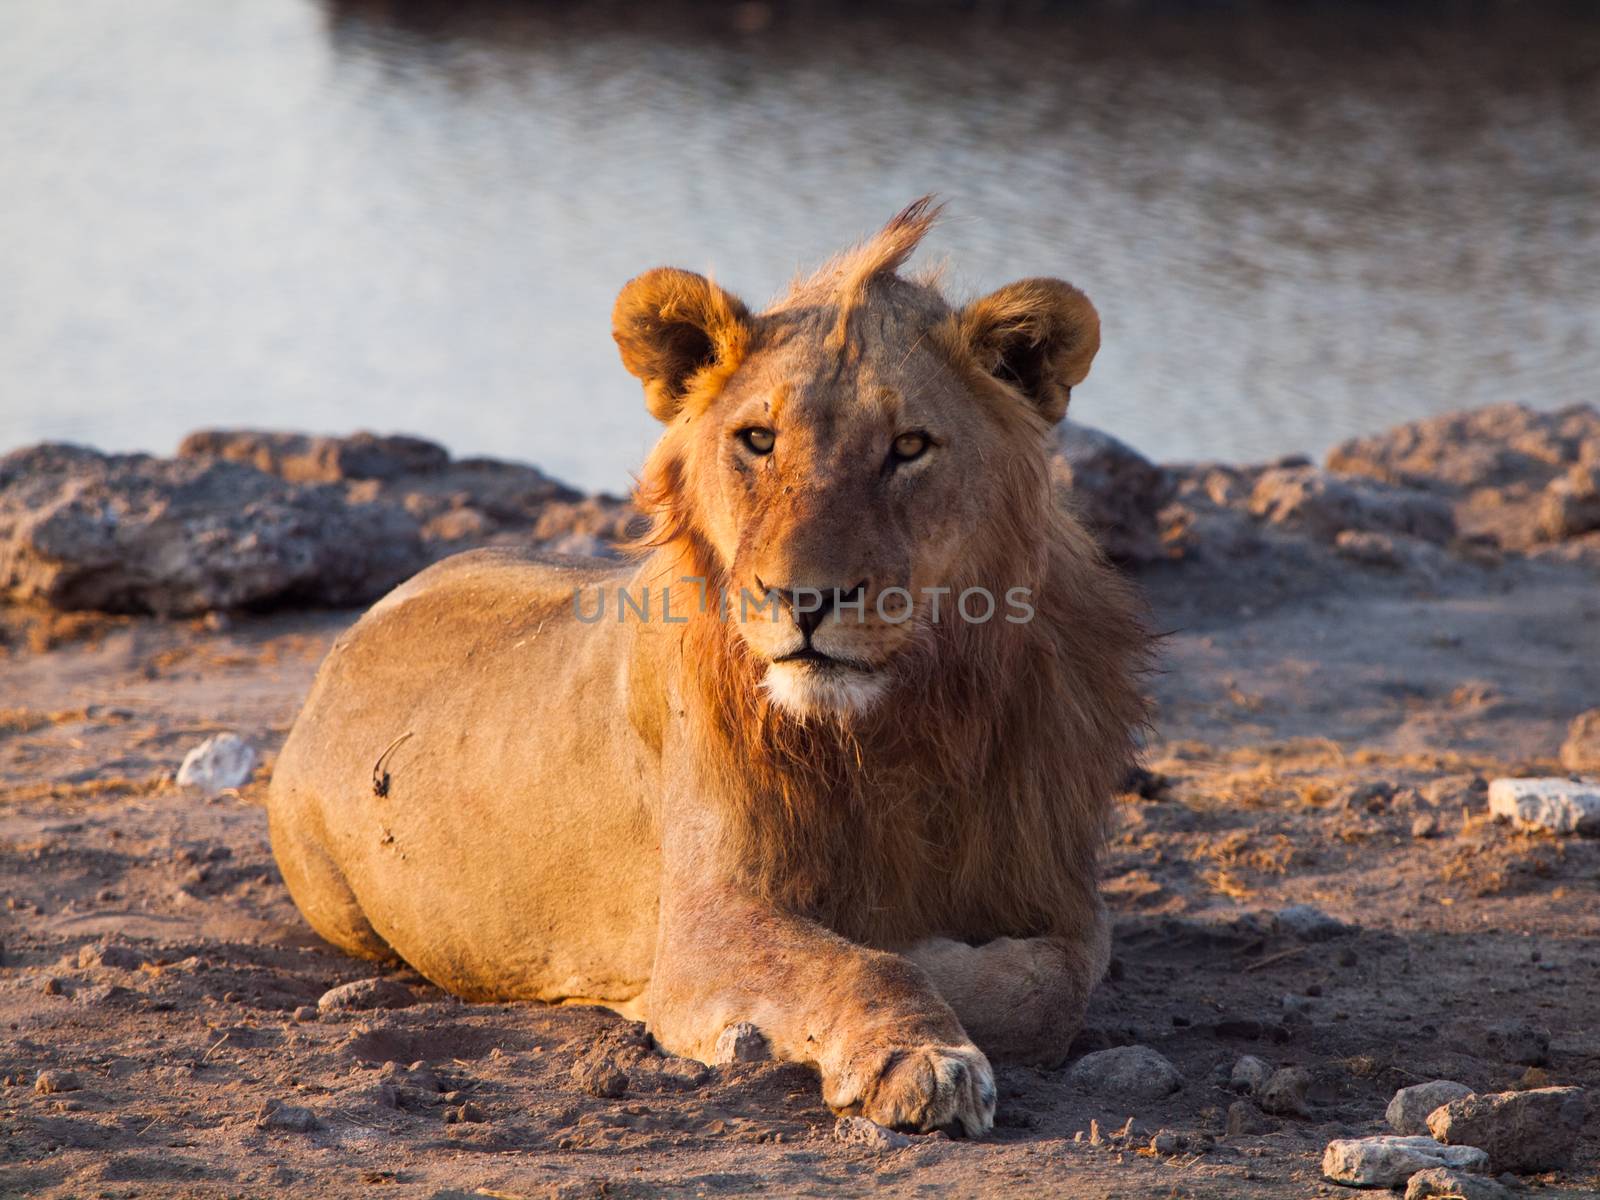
[1488, 777, 1600, 835]
[1404, 1167, 1513, 1200]
[1226, 1100, 1275, 1136]
[76, 940, 147, 970]
[316, 977, 415, 1014]
[178, 430, 450, 483]
[1322, 1136, 1489, 1187]
[1475, 1021, 1550, 1067]
[655, 1057, 711, 1090]
[713, 1021, 771, 1065]
[1561, 709, 1600, 774]
[1334, 530, 1449, 576]
[833, 1115, 911, 1151]
[1427, 1086, 1586, 1173]
[571, 1058, 628, 1099]
[1257, 1066, 1311, 1117]
[1411, 813, 1441, 839]
[444, 1101, 486, 1124]
[1326, 402, 1600, 493]
[292, 1005, 318, 1023]
[1538, 463, 1600, 540]
[1248, 466, 1455, 545]
[255, 1099, 319, 1132]
[34, 1069, 82, 1094]
[1229, 1055, 1273, 1095]
[1051, 422, 1176, 564]
[1067, 1044, 1182, 1102]
[1387, 1080, 1473, 1135]
[0, 443, 427, 615]
[1274, 904, 1352, 941]
[176, 733, 258, 795]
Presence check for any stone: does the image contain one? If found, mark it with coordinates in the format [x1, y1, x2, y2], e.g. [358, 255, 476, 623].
[255, 1099, 319, 1132]
[1538, 463, 1600, 540]
[1326, 402, 1600, 493]
[34, 1069, 82, 1094]
[1404, 1167, 1512, 1200]
[1488, 777, 1600, 835]
[571, 1058, 628, 1099]
[1226, 1100, 1274, 1136]
[1257, 1066, 1311, 1117]
[1427, 1086, 1586, 1174]
[178, 430, 450, 483]
[1322, 1136, 1489, 1187]
[1386, 1080, 1473, 1135]
[292, 1005, 318, 1023]
[1229, 1055, 1273, 1095]
[1560, 709, 1600, 774]
[1274, 904, 1352, 941]
[76, 941, 146, 970]
[444, 1101, 486, 1124]
[316, 977, 415, 1014]
[713, 1021, 771, 1065]
[0, 443, 427, 615]
[1066, 1044, 1182, 1102]
[833, 1115, 911, 1151]
[1248, 466, 1455, 545]
[1411, 813, 1441, 839]
[176, 733, 258, 795]
[1050, 422, 1176, 564]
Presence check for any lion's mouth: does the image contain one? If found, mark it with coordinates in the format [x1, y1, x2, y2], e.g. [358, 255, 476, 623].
[773, 646, 872, 672]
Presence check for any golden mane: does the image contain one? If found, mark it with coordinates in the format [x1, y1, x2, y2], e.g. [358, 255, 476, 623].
[633, 384, 1150, 949]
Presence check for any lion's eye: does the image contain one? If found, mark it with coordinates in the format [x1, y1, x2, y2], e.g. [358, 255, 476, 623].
[890, 431, 931, 464]
[737, 427, 776, 456]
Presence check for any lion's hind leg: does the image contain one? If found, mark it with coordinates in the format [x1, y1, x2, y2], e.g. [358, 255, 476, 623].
[267, 803, 392, 961]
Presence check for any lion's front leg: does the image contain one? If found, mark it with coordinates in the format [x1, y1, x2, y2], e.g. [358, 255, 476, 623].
[904, 908, 1110, 1067]
[645, 881, 996, 1136]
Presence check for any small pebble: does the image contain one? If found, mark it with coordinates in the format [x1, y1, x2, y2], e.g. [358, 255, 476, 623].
[1257, 1066, 1311, 1117]
[317, 977, 415, 1014]
[833, 1115, 911, 1151]
[292, 1005, 317, 1023]
[1230, 1055, 1273, 1095]
[255, 1099, 318, 1133]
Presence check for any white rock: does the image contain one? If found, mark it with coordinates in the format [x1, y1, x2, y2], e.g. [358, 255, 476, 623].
[834, 1115, 911, 1151]
[1386, 1079, 1473, 1135]
[1488, 777, 1600, 835]
[1322, 1136, 1488, 1187]
[1067, 1044, 1182, 1102]
[176, 733, 257, 795]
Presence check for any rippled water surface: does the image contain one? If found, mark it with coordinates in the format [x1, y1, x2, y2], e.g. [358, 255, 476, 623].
[4, 1, 1597, 490]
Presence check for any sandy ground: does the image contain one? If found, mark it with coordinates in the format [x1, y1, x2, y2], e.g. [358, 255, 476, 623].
[1, 549, 1598, 1198]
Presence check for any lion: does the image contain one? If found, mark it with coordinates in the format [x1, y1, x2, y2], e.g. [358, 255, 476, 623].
[267, 199, 1149, 1137]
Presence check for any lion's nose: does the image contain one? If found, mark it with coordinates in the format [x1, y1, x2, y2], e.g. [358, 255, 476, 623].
[756, 578, 869, 641]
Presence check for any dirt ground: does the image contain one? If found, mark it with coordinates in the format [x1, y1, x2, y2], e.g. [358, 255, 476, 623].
[1, 546, 1597, 1198]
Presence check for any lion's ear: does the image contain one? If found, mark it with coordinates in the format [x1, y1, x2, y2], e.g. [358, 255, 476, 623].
[612, 268, 750, 422]
[956, 278, 1100, 425]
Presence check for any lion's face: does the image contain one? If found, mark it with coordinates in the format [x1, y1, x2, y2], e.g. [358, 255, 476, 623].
[614, 202, 1100, 720]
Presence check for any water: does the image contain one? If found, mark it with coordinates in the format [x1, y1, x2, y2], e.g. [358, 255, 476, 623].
[3, 1, 1597, 493]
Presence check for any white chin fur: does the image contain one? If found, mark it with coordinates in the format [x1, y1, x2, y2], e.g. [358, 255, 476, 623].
[762, 662, 889, 719]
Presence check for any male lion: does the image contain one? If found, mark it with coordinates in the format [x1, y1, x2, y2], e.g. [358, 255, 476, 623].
[268, 200, 1148, 1136]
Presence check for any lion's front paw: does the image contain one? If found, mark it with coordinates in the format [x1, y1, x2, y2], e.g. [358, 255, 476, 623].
[826, 1042, 995, 1137]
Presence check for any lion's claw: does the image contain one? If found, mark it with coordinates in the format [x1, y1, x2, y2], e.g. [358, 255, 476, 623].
[827, 1043, 995, 1137]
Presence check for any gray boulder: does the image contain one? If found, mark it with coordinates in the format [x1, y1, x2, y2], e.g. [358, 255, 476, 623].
[1248, 466, 1455, 545]
[1427, 1086, 1587, 1174]
[1051, 421, 1175, 564]
[1386, 1080, 1473, 1136]
[0, 444, 426, 615]
[1322, 1136, 1488, 1187]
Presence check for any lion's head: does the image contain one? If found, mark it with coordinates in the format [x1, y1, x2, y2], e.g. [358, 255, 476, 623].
[613, 199, 1101, 721]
